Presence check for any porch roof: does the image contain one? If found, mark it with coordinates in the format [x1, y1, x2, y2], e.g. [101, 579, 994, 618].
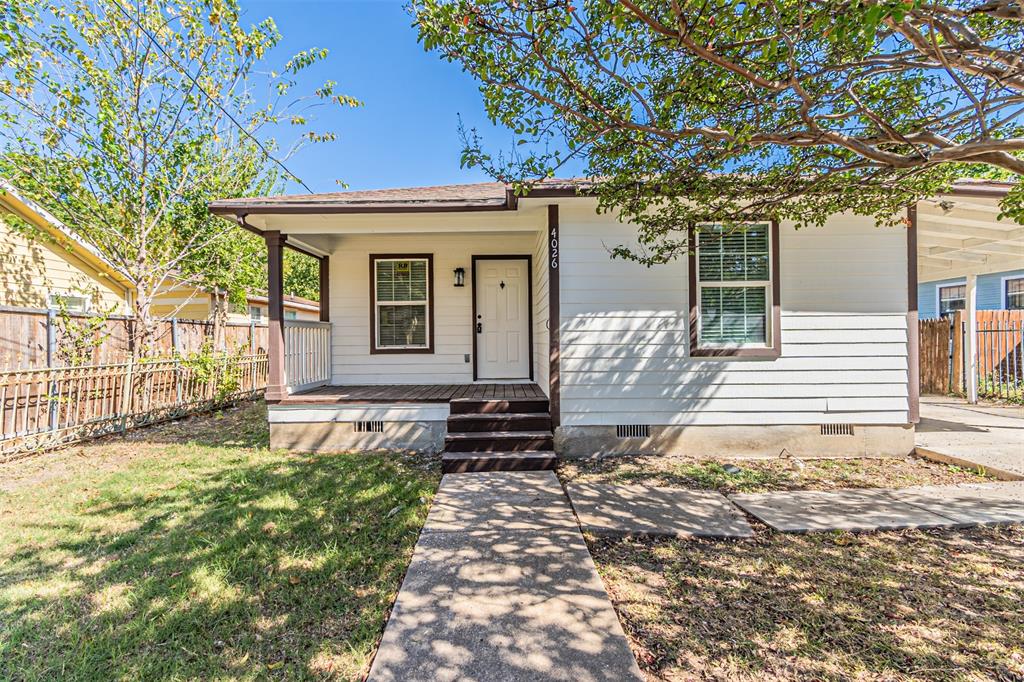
[208, 179, 592, 218]
[209, 177, 1013, 216]
[917, 188, 1024, 281]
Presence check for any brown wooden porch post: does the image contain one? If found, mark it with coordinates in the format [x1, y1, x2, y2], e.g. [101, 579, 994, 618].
[907, 205, 920, 424]
[547, 204, 560, 429]
[265, 230, 287, 402]
[319, 255, 330, 322]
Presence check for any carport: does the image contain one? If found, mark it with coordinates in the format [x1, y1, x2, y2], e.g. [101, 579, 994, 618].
[916, 180, 1023, 402]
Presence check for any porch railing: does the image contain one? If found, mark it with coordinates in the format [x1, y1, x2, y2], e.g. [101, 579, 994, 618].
[284, 320, 331, 392]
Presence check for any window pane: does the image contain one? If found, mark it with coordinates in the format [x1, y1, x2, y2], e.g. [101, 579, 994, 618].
[48, 294, 88, 312]
[700, 286, 767, 345]
[698, 223, 770, 282]
[1007, 279, 1024, 310]
[378, 304, 427, 347]
[939, 285, 966, 316]
[376, 259, 427, 302]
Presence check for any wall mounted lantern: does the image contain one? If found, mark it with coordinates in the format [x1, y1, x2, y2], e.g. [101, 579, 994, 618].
[453, 267, 466, 287]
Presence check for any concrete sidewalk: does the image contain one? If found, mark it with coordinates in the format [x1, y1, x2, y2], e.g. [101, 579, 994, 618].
[731, 481, 1024, 533]
[916, 397, 1024, 479]
[367, 472, 643, 682]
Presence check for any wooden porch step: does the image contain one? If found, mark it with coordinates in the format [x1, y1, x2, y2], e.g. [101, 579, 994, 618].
[442, 451, 558, 473]
[449, 398, 549, 415]
[444, 431, 554, 452]
[447, 413, 552, 433]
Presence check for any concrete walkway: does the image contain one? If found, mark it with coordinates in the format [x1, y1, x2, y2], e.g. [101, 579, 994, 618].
[916, 397, 1024, 479]
[731, 481, 1024, 533]
[367, 472, 643, 682]
[565, 482, 754, 539]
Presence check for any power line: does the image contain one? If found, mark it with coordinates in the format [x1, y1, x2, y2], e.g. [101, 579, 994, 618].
[112, 0, 315, 194]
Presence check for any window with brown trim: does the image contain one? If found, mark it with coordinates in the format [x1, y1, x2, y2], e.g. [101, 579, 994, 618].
[369, 254, 434, 354]
[688, 220, 781, 358]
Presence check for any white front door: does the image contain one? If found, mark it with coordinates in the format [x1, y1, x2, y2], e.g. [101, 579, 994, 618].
[476, 259, 530, 379]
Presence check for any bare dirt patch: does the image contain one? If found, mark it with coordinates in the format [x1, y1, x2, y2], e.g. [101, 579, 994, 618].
[559, 455, 993, 494]
[592, 525, 1024, 681]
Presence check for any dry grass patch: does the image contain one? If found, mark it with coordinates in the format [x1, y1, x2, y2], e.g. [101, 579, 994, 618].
[559, 455, 993, 494]
[592, 525, 1024, 681]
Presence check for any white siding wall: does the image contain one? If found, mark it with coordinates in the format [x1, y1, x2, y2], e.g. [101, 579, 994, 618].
[533, 228, 550, 396]
[557, 205, 910, 426]
[328, 232, 542, 384]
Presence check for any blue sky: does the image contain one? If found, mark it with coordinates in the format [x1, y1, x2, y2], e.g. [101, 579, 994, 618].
[243, 0, 519, 193]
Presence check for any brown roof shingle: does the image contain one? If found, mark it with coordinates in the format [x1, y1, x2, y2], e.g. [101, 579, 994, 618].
[207, 178, 598, 215]
[209, 176, 1013, 216]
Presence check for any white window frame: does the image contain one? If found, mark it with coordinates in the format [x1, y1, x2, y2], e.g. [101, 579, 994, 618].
[1001, 275, 1024, 310]
[248, 305, 263, 322]
[694, 222, 775, 350]
[936, 280, 967, 318]
[47, 292, 90, 313]
[373, 256, 432, 351]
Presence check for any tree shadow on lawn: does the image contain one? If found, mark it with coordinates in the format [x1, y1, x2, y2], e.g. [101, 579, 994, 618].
[0, 409, 440, 681]
[592, 525, 1024, 681]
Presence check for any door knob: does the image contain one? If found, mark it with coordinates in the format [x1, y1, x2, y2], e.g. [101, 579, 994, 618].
[476, 322, 483, 333]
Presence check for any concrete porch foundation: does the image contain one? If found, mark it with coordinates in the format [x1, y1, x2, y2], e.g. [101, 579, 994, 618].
[555, 424, 916, 459]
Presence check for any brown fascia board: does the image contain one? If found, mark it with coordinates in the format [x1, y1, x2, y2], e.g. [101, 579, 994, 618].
[209, 198, 514, 217]
[208, 184, 592, 223]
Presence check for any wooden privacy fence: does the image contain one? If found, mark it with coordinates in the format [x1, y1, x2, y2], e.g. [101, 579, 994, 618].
[0, 353, 268, 461]
[919, 318, 953, 394]
[919, 310, 1024, 399]
[0, 305, 269, 370]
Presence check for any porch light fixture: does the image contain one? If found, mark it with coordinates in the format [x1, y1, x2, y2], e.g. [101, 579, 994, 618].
[453, 267, 465, 287]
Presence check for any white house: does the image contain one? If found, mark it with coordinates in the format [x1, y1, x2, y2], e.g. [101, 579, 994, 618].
[208, 178, 1015, 471]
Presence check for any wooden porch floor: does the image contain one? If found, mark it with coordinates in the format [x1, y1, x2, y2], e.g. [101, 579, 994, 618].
[280, 383, 547, 405]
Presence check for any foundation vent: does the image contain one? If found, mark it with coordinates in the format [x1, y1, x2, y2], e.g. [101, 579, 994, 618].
[353, 421, 385, 433]
[820, 424, 855, 436]
[616, 424, 651, 439]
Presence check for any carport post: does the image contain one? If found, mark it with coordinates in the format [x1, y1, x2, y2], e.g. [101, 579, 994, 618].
[965, 274, 978, 404]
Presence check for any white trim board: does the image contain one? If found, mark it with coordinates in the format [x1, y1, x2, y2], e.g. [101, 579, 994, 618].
[1001, 274, 1024, 309]
[268, 403, 450, 423]
[934, 278, 966, 318]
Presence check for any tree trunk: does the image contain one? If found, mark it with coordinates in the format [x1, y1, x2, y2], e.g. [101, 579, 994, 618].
[211, 289, 228, 353]
[132, 286, 157, 359]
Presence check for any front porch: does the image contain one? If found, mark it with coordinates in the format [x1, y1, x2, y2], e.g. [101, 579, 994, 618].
[280, 382, 547, 404]
[269, 381, 554, 466]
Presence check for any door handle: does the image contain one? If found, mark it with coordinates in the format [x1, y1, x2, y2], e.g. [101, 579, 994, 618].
[476, 322, 482, 333]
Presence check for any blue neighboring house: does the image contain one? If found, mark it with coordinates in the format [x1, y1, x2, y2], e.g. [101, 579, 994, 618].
[919, 268, 1024, 319]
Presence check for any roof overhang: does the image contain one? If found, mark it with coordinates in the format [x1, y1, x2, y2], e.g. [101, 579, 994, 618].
[917, 191, 1023, 281]
[208, 178, 1016, 239]
[0, 180, 134, 291]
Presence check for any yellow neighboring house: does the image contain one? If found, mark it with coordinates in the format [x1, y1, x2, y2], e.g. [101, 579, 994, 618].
[0, 180, 133, 314]
[151, 286, 321, 323]
[0, 181, 319, 322]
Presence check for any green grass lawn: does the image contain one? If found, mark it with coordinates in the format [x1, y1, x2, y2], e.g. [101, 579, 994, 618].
[0, 401, 439, 681]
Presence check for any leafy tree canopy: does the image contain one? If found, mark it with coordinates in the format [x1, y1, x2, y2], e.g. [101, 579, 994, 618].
[283, 249, 321, 301]
[0, 0, 353, 347]
[415, 0, 1023, 264]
